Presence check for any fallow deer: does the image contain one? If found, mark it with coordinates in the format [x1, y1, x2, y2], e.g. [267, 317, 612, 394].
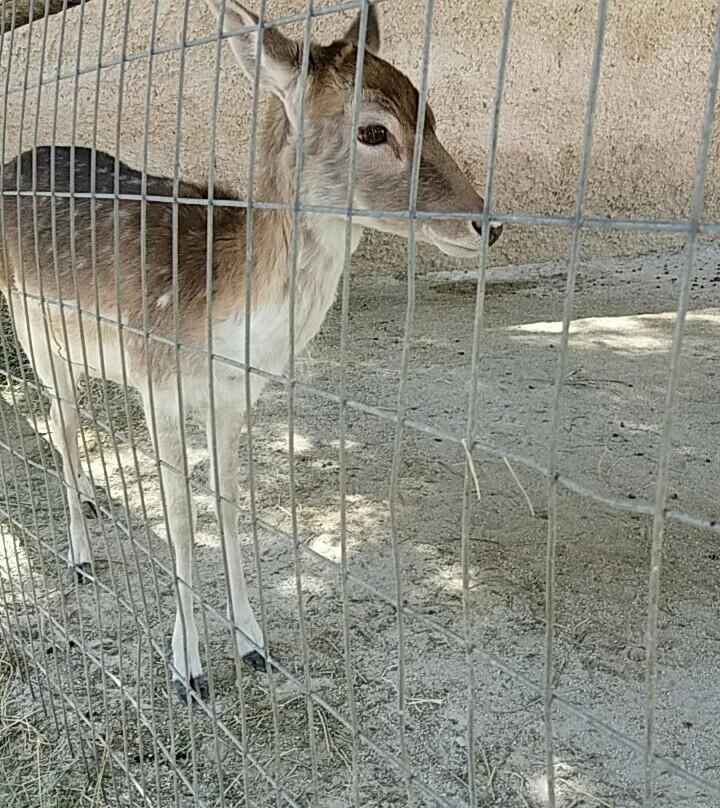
[0, 1, 502, 702]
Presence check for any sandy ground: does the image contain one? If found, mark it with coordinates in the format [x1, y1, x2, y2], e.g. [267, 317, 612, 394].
[1, 241, 720, 807]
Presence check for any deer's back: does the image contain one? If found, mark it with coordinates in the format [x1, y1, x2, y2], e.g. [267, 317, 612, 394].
[0, 147, 244, 343]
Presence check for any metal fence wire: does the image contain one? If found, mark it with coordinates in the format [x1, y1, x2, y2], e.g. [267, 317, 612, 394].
[0, 0, 719, 806]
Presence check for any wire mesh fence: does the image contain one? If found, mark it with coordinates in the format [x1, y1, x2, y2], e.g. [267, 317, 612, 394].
[0, 1, 719, 806]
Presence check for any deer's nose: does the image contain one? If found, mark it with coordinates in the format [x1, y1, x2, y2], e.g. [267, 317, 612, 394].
[471, 220, 503, 246]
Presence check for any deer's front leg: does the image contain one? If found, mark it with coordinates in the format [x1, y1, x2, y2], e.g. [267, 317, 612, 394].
[206, 407, 269, 672]
[146, 396, 204, 702]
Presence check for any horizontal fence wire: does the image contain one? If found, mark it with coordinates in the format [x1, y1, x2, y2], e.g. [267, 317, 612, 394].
[6, 187, 720, 233]
[0, 0, 719, 807]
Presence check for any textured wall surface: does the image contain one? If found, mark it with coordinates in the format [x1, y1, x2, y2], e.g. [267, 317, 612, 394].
[0, 0, 718, 274]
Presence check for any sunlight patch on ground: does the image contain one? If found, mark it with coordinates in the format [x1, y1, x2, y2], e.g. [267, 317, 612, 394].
[305, 494, 388, 562]
[0, 523, 27, 579]
[527, 762, 613, 807]
[267, 429, 314, 456]
[508, 308, 720, 353]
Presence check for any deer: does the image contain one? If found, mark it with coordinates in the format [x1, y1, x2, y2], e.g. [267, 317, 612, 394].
[0, 1, 502, 703]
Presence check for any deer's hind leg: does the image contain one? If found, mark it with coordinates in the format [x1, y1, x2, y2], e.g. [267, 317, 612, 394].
[11, 302, 95, 582]
[50, 365, 95, 583]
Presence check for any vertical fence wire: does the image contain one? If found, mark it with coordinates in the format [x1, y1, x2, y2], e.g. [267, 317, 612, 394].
[238, 1, 272, 804]
[286, 6, 321, 803]
[544, 2, 608, 805]
[109, 0, 164, 798]
[169, 1, 209, 800]
[202, 3, 248, 806]
[0, 1, 719, 807]
[386, 0, 434, 801]
[337, 3, 374, 806]
[132, 0, 194, 793]
[643, 8, 720, 807]
[460, 2, 514, 805]
[133, 2, 182, 799]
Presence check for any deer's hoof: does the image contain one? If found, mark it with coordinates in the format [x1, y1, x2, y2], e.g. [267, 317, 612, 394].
[243, 650, 277, 674]
[68, 562, 93, 584]
[81, 499, 98, 519]
[174, 675, 207, 705]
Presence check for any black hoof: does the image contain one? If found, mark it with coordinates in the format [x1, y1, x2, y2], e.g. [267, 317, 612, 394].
[243, 650, 277, 673]
[81, 499, 98, 519]
[174, 675, 207, 705]
[68, 562, 93, 584]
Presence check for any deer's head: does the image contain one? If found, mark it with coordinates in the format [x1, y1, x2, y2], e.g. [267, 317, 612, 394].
[207, 1, 502, 257]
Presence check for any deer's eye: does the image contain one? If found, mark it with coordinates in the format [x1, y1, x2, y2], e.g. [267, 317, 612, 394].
[358, 124, 388, 146]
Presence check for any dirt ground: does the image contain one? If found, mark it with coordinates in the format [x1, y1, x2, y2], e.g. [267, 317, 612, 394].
[1, 240, 719, 807]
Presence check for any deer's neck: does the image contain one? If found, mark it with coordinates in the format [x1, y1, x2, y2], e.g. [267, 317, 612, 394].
[245, 98, 363, 349]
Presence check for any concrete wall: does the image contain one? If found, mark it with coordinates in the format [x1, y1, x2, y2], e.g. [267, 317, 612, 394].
[1, 0, 718, 274]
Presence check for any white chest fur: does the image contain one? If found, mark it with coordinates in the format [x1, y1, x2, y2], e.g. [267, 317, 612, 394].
[213, 218, 363, 387]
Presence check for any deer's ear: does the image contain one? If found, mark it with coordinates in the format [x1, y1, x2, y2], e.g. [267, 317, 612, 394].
[343, 5, 380, 54]
[206, 1, 301, 108]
